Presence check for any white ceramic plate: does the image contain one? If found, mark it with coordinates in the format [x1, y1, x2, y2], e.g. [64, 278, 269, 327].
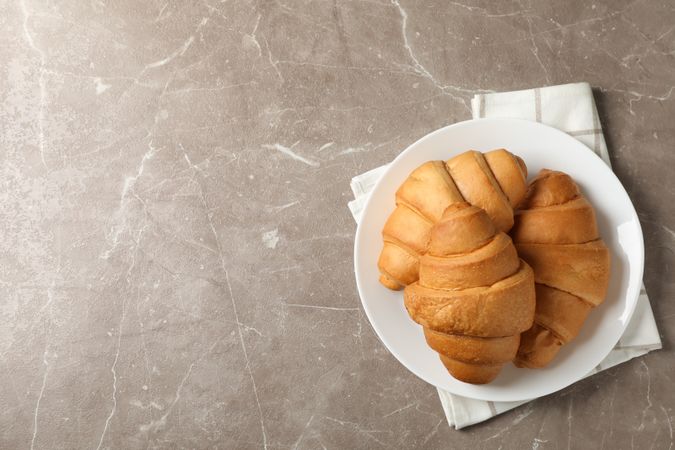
[354, 118, 644, 402]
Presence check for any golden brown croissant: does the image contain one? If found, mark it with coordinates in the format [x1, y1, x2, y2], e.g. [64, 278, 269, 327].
[404, 203, 536, 384]
[378, 149, 528, 290]
[511, 169, 611, 368]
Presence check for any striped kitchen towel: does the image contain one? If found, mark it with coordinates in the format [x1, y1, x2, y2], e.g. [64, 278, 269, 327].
[348, 82, 661, 429]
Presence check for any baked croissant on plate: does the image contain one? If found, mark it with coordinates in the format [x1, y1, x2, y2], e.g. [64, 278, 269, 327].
[404, 203, 536, 384]
[378, 149, 528, 290]
[511, 169, 611, 368]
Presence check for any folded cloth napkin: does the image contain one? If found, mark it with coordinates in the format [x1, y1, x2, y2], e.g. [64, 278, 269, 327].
[348, 82, 662, 429]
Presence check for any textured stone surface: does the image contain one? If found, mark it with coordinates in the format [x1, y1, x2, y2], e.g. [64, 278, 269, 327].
[1, 0, 674, 448]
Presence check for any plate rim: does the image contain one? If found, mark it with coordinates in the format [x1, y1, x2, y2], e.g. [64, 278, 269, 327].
[353, 117, 645, 402]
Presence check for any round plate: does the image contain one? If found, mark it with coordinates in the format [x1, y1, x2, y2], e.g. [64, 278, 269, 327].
[353, 118, 644, 402]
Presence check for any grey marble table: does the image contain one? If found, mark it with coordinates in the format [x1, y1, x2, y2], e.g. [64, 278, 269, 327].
[2, 0, 674, 448]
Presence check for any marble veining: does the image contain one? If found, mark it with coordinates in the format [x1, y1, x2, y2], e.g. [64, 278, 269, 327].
[1, 0, 674, 448]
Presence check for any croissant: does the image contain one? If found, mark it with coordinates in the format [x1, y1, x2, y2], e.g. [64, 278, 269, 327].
[511, 169, 611, 368]
[404, 203, 536, 384]
[378, 149, 528, 290]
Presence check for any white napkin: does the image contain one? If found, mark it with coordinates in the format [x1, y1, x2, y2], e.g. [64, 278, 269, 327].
[348, 82, 662, 429]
